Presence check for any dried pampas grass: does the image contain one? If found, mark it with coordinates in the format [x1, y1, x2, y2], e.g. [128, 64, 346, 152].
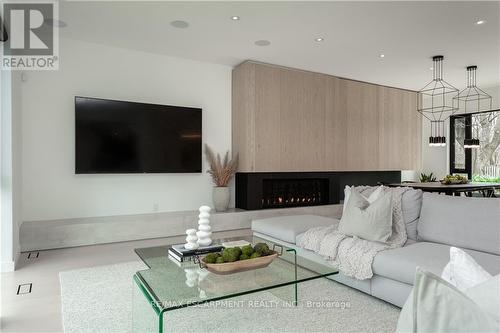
[204, 144, 238, 187]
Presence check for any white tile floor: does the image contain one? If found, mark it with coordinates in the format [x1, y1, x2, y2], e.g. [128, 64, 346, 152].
[0, 229, 251, 333]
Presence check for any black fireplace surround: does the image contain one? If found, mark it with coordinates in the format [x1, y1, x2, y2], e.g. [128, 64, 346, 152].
[235, 171, 401, 210]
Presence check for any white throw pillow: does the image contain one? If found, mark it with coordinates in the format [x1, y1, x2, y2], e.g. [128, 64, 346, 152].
[338, 188, 393, 243]
[441, 247, 492, 291]
[466, 273, 500, 319]
[343, 185, 385, 212]
[396, 269, 500, 333]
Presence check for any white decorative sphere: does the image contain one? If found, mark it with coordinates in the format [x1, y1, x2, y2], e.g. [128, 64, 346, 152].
[197, 238, 212, 247]
[185, 228, 199, 250]
[198, 212, 210, 219]
[186, 229, 197, 235]
[198, 218, 210, 225]
[196, 205, 212, 246]
[184, 242, 199, 250]
[199, 205, 211, 213]
[196, 230, 211, 238]
[186, 235, 198, 242]
[198, 224, 211, 232]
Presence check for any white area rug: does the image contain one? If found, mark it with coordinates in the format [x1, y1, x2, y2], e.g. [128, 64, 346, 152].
[60, 261, 400, 333]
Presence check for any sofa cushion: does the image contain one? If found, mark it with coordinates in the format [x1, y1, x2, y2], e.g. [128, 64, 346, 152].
[396, 270, 500, 333]
[372, 242, 500, 285]
[251, 215, 338, 244]
[418, 193, 500, 255]
[370, 275, 413, 308]
[339, 189, 393, 243]
[295, 232, 306, 245]
[344, 186, 422, 241]
[401, 189, 422, 240]
[441, 247, 492, 291]
[343, 185, 384, 212]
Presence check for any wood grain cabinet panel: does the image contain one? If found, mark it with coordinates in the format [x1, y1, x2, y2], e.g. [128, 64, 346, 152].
[254, 64, 282, 171]
[409, 93, 422, 170]
[232, 62, 256, 171]
[232, 61, 420, 172]
[345, 80, 380, 170]
[378, 86, 420, 170]
[279, 69, 326, 171]
[325, 76, 347, 170]
[378, 86, 407, 170]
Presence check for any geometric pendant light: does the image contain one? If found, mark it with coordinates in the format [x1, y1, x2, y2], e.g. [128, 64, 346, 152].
[463, 137, 480, 149]
[453, 66, 492, 113]
[453, 66, 493, 149]
[429, 120, 447, 147]
[417, 56, 459, 147]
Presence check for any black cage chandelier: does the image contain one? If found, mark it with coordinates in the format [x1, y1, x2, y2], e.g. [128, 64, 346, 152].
[453, 66, 492, 113]
[417, 56, 459, 147]
[453, 66, 493, 149]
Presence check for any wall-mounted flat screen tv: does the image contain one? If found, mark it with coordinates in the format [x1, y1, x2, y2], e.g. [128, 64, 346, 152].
[75, 97, 202, 174]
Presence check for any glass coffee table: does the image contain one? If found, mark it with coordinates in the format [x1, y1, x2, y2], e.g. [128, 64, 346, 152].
[133, 235, 338, 332]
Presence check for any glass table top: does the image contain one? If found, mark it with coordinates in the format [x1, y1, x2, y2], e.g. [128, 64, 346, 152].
[134, 235, 338, 312]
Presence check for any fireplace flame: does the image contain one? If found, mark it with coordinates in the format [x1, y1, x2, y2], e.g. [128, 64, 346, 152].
[260, 178, 327, 208]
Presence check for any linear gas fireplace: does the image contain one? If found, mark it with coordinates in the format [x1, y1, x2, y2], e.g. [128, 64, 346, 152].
[235, 171, 401, 210]
[262, 178, 329, 208]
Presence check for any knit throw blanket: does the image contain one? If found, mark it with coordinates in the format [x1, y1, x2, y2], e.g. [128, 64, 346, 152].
[297, 186, 410, 280]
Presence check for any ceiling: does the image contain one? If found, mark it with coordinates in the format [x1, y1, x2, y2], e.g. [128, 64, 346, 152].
[58, 1, 500, 91]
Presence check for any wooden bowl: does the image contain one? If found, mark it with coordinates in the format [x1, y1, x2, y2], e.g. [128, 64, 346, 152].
[201, 251, 279, 275]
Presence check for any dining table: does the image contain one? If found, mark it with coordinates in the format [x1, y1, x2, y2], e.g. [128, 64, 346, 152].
[387, 181, 500, 197]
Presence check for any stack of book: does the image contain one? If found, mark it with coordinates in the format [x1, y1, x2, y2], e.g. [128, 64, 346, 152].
[167, 244, 224, 262]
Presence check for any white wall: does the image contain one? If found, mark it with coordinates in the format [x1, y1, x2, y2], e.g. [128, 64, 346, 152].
[21, 38, 232, 222]
[1, 69, 22, 272]
[1, 69, 14, 271]
[421, 84, 500, 179]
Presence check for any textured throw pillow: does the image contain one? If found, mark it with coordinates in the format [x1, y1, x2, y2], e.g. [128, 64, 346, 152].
[343, 185, 385, 212]
[441, 247, 492, 291]
[396, 269, 500, 333]
[338, 188, 393, 243]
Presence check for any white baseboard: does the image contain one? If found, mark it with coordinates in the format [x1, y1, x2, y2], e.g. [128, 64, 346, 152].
[20, 205, 343, 251]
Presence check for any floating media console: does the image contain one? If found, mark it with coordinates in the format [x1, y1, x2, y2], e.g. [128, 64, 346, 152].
[235, 171, 401, 210]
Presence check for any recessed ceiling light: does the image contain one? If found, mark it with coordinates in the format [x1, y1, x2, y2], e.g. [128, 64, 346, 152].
[231, 16, 240, 21]
[254, 40, 271, 46]
[170, 20, 189, 29]
[379, 54, 385, 58]
[430, 67, 434, 70]
[475, 20, 486, 25]
[44, 18, 67, 28]
[315, 37, 324, 42]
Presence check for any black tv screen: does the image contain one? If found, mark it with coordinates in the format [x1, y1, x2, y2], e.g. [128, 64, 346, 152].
[75, 97, 202, 174]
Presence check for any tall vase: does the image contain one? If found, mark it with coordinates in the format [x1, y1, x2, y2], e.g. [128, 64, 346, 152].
[212, 187, 230, 212]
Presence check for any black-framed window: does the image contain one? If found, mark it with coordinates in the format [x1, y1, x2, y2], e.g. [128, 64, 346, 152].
[450, 109, 500, 180]
[450, 114, 472, 178]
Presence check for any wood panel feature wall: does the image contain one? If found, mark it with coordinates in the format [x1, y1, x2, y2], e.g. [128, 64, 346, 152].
[232, 61, 422, 172]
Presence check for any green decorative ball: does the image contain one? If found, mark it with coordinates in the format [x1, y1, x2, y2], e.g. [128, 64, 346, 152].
[234, 247, 243, 257]
[204, 253, 218, 264]
[241, 245, 254, 256]
[215, 256, 225, 264]
[254, 243, 270, 256]
[250, 252, 261, 259]
[222, 248, 240, 262]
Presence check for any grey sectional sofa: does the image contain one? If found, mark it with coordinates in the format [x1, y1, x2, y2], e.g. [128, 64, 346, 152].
[251, 190, 500, 307]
